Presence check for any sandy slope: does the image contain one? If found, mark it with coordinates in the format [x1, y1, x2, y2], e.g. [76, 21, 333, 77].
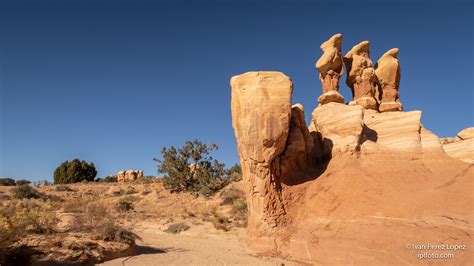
[100, 222, 296, 265]
[270, 151, 474, 264]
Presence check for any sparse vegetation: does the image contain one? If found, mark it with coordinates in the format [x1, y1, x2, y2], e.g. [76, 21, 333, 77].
[211, 213, 232, 232]
[53, 159, 97, 184]
[231, 198, 248, 227]
[135, 175, 156, 184]
[11, 185, 44, 199]
[55, 184, 74, 192]
[15, 180, 31, 186]
[154, 140, 232, 197]
[164, 223, 190, 234]
[115, 197, 134, 212]
[226, 164, 242, 181]
[220, 187, 244, 205]
[0, 200, 58, 248]
[93, 222, 140, 244]
[102, 175, 118, 182]
[0, 178, 16, 186]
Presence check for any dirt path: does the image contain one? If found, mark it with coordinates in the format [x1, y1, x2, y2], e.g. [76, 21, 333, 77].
[99, 222, 296, 265]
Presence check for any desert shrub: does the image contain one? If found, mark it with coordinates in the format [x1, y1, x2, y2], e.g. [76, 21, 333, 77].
[211, 214, 232, 232]
[0, 178, 16, 186]
[232, 199, 247, 214]
[83, 202, 110, 227]
[94, 222, 140, 245]
[135, 176, 156, 184]
[55, 184, 74, 192]
[53, 159, 97, 184]
[102, 175, 117, 182]
[164, 223, 190, 234]
[124, 187, 137, 195]
[67, 202, 140, 245]
[11, 185, 44, 199]
[0, 192, 10, 201]
[220, 187, 244, 205]
[15, 180, 31, 186]
[115, 197, 134, 212]
[226, 164, 242, 181]
[110, 188, 124, 196]
[62, 199, 90, 213]
[154, 140, 232, 197]
[0, 200, 58, 245]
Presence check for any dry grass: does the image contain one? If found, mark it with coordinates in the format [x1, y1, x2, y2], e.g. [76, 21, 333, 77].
[0, 199, 58, 250]
[220, 187, 244, 205]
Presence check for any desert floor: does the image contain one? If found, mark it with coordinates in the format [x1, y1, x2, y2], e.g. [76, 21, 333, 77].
[101, 221, 295, 265]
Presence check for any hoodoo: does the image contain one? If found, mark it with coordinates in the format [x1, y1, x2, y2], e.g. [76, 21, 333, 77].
[230, 35, 474, 264]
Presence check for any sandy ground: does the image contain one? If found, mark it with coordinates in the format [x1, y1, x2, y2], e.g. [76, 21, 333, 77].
[100, 222, 296, 265]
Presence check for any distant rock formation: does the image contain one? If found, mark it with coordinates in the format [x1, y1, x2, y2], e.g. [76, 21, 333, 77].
[375, 48, 403, 112]
[117, 170, 143, 182]
[315, 34, 345, 105]
[344, 41, 378, 110]
[441, 127, 474, 163]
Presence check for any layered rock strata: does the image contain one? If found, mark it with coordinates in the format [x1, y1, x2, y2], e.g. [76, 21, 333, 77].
[441, 127, 474, 163]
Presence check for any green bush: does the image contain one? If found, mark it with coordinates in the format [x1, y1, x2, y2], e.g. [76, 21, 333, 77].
[154, 140, 232, 197]
[226, 164, 242, 181]
[11, 185, 43, 199]
[53, 159, 97, 184]
[0, 178, 16, 186]
[15, 180, 31, 186]
[115, 197, 134, 212]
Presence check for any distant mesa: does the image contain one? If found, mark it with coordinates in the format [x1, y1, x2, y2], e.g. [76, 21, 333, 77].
[229, 34, 473, 264]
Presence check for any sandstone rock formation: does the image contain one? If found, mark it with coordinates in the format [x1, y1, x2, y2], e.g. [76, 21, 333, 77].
[344, 41, 377, 110]
[230, 71, 292, 247]
[375, 48, 403, 112]
[279, 103, 321, 183]
[230, 35, 472, 263]
[231, 66, 473, 264]
[315, 34, 345, 105]
[441, 127, 474, 163]
[457, 127, 474, 140]
[362, 109, 422, 153]
[311, 102, 363, 157]
[117, 170, 143, 182]
[231, 72, 325, 250]
[420, 127, 444, 152]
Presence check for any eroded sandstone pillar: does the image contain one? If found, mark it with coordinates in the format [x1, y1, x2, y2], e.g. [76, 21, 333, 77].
[375, 48, 403, 112]
[344, 41, 378, 110]
[315, 34, 345, 105]
[230, 72, 292, 245]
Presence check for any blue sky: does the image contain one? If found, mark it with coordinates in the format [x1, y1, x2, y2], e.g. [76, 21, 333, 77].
[1, 0, 472, 181]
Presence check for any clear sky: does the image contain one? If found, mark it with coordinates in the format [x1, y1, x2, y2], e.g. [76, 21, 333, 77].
[1, 0, 473, 181]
